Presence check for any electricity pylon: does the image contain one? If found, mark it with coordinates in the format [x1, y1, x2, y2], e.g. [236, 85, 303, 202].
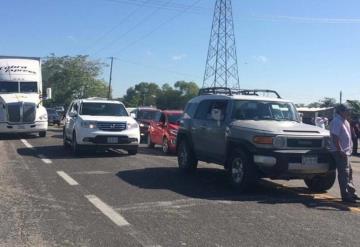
[203, 0, 240, 89]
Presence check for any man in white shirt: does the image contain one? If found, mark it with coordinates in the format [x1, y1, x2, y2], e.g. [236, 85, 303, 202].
[330, 104, 358, 203]
[315, 116, 328, 129]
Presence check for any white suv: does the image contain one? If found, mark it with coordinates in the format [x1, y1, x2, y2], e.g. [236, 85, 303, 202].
[63, 98, 140, 155]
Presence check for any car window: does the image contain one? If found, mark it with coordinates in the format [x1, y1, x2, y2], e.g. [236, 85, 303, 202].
[167, 114, 182, 124]
[195, 100, 228, 120]
[184, 103, 197, 118]
[137, 110, 159, 120]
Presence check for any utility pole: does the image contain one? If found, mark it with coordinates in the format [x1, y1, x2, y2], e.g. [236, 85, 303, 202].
[203, 0, 240, 89]
[108, 57, 115, 99]
[340, 91, 343, 104]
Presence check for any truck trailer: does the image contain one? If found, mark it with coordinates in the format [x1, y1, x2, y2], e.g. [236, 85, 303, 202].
[0, 56, 48, 137]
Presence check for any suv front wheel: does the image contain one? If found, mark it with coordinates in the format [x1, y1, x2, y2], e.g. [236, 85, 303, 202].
[304, 170, 336, 193]
[228, 150, 257, 192]
[177, 140, 197, 172]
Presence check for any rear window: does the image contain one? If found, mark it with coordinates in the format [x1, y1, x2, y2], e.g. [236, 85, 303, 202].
[137, 110, 159, 120]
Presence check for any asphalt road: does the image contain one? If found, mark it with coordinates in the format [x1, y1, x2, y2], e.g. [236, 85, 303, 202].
[1, 129, 360, 247]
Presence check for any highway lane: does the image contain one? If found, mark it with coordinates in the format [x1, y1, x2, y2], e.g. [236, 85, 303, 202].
[1, 129, 360, 246]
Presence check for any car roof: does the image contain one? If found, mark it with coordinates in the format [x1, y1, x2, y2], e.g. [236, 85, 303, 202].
[189, 94, 291, 103]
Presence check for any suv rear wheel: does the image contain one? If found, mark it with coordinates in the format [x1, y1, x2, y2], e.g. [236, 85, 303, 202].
[39, 131, 46, 138]
[63, 129, 70, 149]
[304, 170, 336, 193]
[228, 150, 257, 192]
[177, 140, 197, 172]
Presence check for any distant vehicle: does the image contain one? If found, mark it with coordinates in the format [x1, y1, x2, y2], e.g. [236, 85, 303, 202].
[63, 98, 140, 156]
[130, 107, 160, 142]
[46, 108, 61, 126]
[148, 110, 183, 154]
[177, 87, 336, 193]
[0, 56, 49, 137]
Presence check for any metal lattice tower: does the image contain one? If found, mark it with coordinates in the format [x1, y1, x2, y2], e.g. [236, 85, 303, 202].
[203, 0, 240, 89]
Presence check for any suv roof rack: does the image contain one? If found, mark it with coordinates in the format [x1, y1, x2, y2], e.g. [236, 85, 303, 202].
[198, 87, 281, 99]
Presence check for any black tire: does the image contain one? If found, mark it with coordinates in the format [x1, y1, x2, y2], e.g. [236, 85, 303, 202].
[127, 149, 138, 155]
[71, 132, 82, 156]
[147, 134, 155, 148]
[63, 129, 70, 149]
[162, 137, 170, 154]
[304, 170, 336, 193]
[39, 131, 46, 138]
[228, 150, 257, 192]
[177, 140, 197, 173]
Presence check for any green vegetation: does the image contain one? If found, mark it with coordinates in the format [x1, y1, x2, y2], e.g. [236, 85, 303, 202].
[42, 55, 109, 107]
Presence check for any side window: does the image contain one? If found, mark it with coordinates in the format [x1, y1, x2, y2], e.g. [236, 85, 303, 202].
[184, 103, 197, 118]
[194, 101, 212, 120]
[154, 111, 162, 122]
[195, 100, 228, 120]
[67, 103, 74, 115]
[159, 113, 165, 123]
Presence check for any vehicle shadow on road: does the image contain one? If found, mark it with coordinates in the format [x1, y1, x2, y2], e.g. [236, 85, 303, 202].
[17, 145, 132, 160]
[0, 133, 38, 140]
[116, 167, 360, 212]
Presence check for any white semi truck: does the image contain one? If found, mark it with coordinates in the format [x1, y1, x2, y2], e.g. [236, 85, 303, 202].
[0, 56, 48, 137]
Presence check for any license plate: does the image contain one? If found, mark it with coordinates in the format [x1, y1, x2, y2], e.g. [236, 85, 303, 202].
[18, 125, 25, 129]
[107, 137, 118, 144]
[302, 156, 317, 166]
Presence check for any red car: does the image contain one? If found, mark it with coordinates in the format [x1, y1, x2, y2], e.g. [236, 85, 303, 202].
[147, 110, 183, 154]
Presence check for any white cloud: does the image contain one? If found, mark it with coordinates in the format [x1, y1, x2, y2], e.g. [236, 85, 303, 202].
[253, 55, 268, 63]
[66, 35, 77, 42]
[172, 53, 187, 61]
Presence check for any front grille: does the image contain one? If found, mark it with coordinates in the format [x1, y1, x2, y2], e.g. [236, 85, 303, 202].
[7, 103, 21, 123]
[97, 122, 126, 132]
[287, 138, 322, 148]
[23, 103, 36, 123]
[7, 102, 36, 124]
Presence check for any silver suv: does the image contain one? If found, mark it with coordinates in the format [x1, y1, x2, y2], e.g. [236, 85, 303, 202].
[176, 88, 335, 192]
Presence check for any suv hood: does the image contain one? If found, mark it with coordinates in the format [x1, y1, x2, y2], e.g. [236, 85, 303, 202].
[231, 120, 329, 136]
[0, 93, 40, 104]
[80, 115, 135, 123]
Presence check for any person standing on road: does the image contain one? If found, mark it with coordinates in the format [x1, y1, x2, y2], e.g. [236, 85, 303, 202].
[351, 120, 359, 156]
[330, 104, 359, 203]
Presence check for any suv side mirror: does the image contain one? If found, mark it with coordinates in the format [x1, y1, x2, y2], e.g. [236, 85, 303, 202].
[130, 113, 136, 119]
[69, 112, 78, 118]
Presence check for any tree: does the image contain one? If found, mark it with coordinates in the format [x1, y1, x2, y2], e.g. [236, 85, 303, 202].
[42, 54, 109, 107]
[347, 100, 360, 118]
[122, 82, 161, 107]
[307, 97, 337, 108]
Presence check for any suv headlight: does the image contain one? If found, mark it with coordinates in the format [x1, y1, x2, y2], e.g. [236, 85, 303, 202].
[127, 122, 139, 129]
[81, 121, 97, 129]
[273, 136, 287, 148]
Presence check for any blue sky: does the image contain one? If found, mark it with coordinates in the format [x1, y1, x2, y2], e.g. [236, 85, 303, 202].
[2, 0, 360, 104]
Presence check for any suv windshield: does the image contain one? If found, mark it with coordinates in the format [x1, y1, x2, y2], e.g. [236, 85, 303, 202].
[232, 100, 299, 122]
[137, 110, 159, 120]
[168, 114, 182, 124]
[80, 103, 128, 116]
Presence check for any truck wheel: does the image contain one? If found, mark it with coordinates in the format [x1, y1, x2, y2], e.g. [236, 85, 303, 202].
[39, 131, 46, 138]
[147, 135, 155, 148]
[72, 132, 82, 156]
[162, 137, 170, 154]
[228, 150, 257, 192]
[127, 149, 138, 155]
[177, 140, 197, 172]
[304, 171, 336, 193]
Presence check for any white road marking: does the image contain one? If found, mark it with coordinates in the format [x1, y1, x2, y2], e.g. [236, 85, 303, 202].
[38, 154, 53, 164]
[56, 171, 79, 186]
[20, 139, 33, 149]
[85, 195, 130, 227]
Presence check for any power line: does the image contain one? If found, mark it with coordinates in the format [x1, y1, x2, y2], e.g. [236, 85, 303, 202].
[111, 0, 204, 55]
[91, 0, 175, 56]
[80, 0, 152, 54]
